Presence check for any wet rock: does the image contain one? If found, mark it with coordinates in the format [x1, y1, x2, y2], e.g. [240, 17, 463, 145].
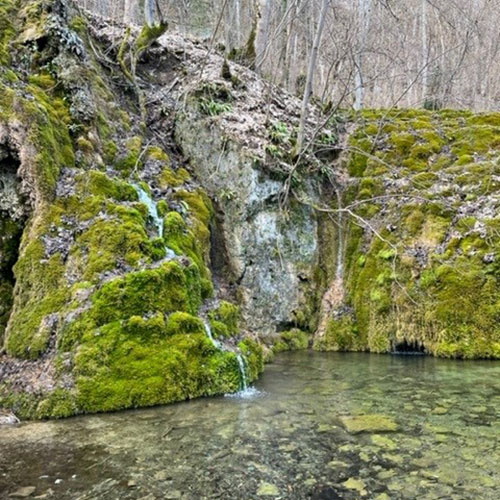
[164, 491, 182, 499]
[0, 411, 20, 425]
[371, 434, 397, 450]
[9, 486, 36, 498]
[377, 469, 396, 480]
[327, 460, 349, 469]
[154, 471, 169, 481]
[257, 482, 280, 496]
[431, 407, 449, 415]
[33, 490, 53, 499]
[382, 453, 404, 465]
[340, 414, 399, 434]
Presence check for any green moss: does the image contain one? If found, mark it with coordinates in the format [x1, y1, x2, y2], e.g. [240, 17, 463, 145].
[159, 167, 191, 188]
[70, 208, 153, 280]
[69, 15, 87, 35]
[412, 172, 438, 189]
[5, 235, 69, 358]
[28, 73, 56, 90]
[103, 140, 118, 164]
[163, 210, 211, 281]
[115, 136, 142, 175]
[316, 316, 359, 351]
[135, 22, 168, 55]
[0, 0, 16, 65]
[390, 132, 416, 156]
[0, 281, 13, 344]
[166, 311, 205, 336]
[82, 171, 137, 202]
[75, 332, 241, 414]
[93, 262, 198, 323]
[239, 338, 264, 382]
[35, 389, 78, 419]
[76, 136, 94, 154]
[209, 301, 240, 335]
[273, 329, 309, 352]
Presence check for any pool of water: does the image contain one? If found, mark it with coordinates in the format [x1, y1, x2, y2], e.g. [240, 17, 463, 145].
[1, 352, 499, 499]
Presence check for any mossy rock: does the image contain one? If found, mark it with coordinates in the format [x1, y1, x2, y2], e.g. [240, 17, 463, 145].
[273, 329, 310, 352]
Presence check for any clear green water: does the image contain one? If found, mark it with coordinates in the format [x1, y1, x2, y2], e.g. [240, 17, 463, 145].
[1, 352, 499, 499]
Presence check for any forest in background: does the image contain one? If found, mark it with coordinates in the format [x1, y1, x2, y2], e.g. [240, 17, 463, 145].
[76, 0, 500, 111]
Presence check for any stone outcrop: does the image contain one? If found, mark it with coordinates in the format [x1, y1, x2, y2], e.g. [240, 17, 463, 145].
[0, 0, 498, 420]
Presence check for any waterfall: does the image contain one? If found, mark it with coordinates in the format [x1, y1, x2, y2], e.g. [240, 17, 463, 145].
[203, 321, 221, 349]
[134, 185, 164, 238]
[236, 354, 248, 391]
[314, 187, 346, 342]
[134, 184, 177, 259]
[202, 320, 257, 397]
[335, 187, 344, 282]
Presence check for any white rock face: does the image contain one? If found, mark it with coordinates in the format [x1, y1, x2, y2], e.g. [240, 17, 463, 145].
[176, 113, 318, 337]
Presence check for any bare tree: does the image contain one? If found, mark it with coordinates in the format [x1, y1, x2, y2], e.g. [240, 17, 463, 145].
[75, 0, 500, 112]
[297, 0, 330, 153]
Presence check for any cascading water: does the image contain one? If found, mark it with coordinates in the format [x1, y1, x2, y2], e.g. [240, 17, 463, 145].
[335, 188, 344, 282]
[134, 184, 256, 397]
[203, 320, 257, 398]
[134, 185, 177, 259]
[203, 321, 220, 349]
[236, 354, 248, 391]
[134, 185, 164, 238]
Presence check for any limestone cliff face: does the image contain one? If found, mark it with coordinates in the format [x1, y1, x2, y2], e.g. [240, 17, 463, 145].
[0, 0, 498, 420]
[175, 91, 319, 338]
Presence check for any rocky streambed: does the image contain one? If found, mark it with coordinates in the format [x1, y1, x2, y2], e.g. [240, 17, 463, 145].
[1, 352, 499, 499]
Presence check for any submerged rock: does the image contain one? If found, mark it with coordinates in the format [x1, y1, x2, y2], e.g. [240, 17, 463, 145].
[8, 486, 36, 498]
[257, 482, 280, 496]
[342, 477, 367, 495]
[339, 414, 399, 434]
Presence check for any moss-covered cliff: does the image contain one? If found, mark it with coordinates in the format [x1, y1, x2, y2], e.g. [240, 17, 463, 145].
[0, 0, 498, 421]
[315, 109, 500, 359]
[0, 0, 262, 419]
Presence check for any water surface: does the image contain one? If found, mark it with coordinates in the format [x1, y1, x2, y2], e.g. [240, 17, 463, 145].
[1, 352, 499, 499]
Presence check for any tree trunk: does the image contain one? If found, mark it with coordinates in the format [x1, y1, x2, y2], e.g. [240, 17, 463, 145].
[353, 0, 372, 110]
[297, 0, 330, 152]
[421, 0, 429, 104]
[255, 0, 272, 73]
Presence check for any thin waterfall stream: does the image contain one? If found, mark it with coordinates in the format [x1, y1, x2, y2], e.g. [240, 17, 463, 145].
[203, 320, 256, 397]
[134, 184, 253, 396]
[134, 184, 176, 258]
[335, 188, 344, 283]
